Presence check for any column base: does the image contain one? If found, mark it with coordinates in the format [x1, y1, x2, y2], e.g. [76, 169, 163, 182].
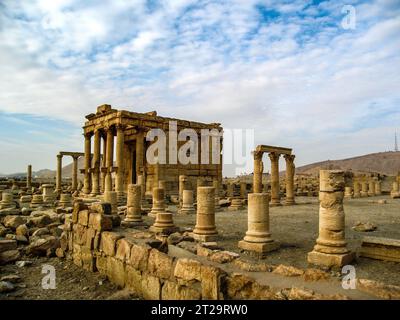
[121, 220, 147, 228]
[284, 199, 296, 206]
[149, 225, 179, 234]
[178, 208, 195, 215]
[307, 250, 355, 268]
[190, 232, 218, 242]
[238, 240, 280, 255]
[360, 192, 369, 197]
[270, 201, 282, 207]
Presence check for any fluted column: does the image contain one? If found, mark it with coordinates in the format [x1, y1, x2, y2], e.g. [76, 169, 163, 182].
[83, 132, 92, 194]
[101, 133, 107, 193]
[253, 151, 263, 193]
[91, 129, 101, 195]
[72, 156, 79, 191]
[56, 154, 62, 194]
[268, 152, 281, 206]
[284, 154, 295, 205]
[105, 127, 114, 192]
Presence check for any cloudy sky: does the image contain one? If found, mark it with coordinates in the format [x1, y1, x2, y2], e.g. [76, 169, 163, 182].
[0, 0, 399, 175]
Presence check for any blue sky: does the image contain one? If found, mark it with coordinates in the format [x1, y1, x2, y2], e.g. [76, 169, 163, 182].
[0, 0, 399, 175]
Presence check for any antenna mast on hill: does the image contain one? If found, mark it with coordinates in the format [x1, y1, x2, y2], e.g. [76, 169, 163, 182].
[395, 131, 399, 152]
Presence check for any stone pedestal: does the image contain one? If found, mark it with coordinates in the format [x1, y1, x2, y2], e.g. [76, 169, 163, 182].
[20, 195, 32, 209]
[30, 194, 44, 208]
[42, 184, 56, 206]
[59, 194, 73, 208]
[192, 187, 218, 242]
[122, 184, 145, 227]
[0, 193, 16, 209]
[150, 212, 178, 234]
[307, 170, 354, 268]
[238, 193, 279, 255]
[179, 190, 195, 214]
[228, 198, 244, 211]
[104, 191, 118, 215]
[149, 187, 166, 218]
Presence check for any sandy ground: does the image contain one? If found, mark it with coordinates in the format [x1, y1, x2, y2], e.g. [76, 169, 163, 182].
[1, 195, 399, 300]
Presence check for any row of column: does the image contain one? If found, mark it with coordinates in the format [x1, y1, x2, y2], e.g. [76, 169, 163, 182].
[253, 151, 296, 206]
[56, 155, 80, 193]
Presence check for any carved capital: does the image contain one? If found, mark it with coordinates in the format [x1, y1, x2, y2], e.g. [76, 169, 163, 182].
[253, 150, 263, 161]
[284, 154, 295, 163]
[268, 152, 280, 162]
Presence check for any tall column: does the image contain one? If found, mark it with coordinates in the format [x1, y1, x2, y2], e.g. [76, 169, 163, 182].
[83, 132, 92, 194]
[268, 152, 281, 206]
[284, 154, 295, 205]
[192, 186, 218, 241]
[353, 181, 361, 198]
[104, 191, 118, 214]
[136, 129, 144, 182]
[368, 179, 375, 197]
[307, 170, 354, 268]
[122, 184, 145, 227]
[375, 181, 382, 195]
[26, 165, 32, 189]
[91, 130, 101, 195]
[213, 177, 221, 211]
[391, 181, 400, 198]
[179, 175, 188, 209]
[105, 127, 114, 192]
[253, 151, 263, 193]
[238, 193, 279, 255]
[115, 124, 125, 198]
[360, 178, 368, 197]
[56, 154, 62, 194]
[72, 156, 79, 192]
[101, 133, 107, 193]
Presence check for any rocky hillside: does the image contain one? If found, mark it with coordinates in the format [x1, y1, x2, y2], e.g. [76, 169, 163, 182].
[296, 151, 400, 176]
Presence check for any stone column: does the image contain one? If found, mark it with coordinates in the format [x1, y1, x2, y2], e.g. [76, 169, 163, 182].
[149, 187, 165, 218]
[150, 211, 178, 234]
[56, 154, 63, 194]
[253, 151, 263, 193]
[136, 129, 144, 182]
[284, 154, 295, 205]
[105, 127, 114, 192]
[353, 181, 361, 198]
[391, 181, 400, 198]
[115, 124, 126, 199]
[360, 179, 368, 197]
[179, 190, 195, 214]
[137, 174, 150, 211]
[72, 156, 79, 192]
[368, 179, 375, 197]
[213, 177, 221, 211]
[344, 186, 353, 198]
[307, 170, 354, 268]
[101, 133, 107, 193]
[192, 186, 218, 241]
[179, 175, 188, 209]
[238, 193, 279, 255]
[104, 191, 118, 215]
[59, 194, 73, 208]
[26, 165, 32, 189]
[42, 184, 56, 206]
[227, 183, 234, 198]
[240, 182, 247, 199]
[375, 181, 382, 195]
[122, 184, 145, 227]
[91, 130, 101, 195]
[83, 132, 92, 194]
[268, 152, 281, 206]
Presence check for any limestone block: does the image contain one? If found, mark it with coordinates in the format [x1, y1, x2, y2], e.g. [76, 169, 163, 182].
[359, 237, 400, 262]
[3, 216, 26, 230]
[107, 256, 126, 288]
[115, 238, 133, 262]
[81, 246, 96, 272]
[0, 249, 21, 265]
[90, 202, 112, 215]
[78, 210, 89, 226]
[100, 231, 124, 257]
[147, 249, 174, 279]
[125, 265, 142, 293]
[0, 239, 17, 253]
[141, 273, 161, 300]
[88, 213, 113, 232]
[161, 280, 201, 300]
[201, 265, 224, 300]
[173, 258, 202, 282]
[129, 243, 151, 271]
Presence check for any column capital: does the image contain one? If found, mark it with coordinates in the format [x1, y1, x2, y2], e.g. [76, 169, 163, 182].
[284, 154, 295, 162]
[83, 131, 93, 139]
[253, 150, 263, 161]
[268, 152, 280, 162]
[115, 123, 127, 131]
[57, 154, 63, 160]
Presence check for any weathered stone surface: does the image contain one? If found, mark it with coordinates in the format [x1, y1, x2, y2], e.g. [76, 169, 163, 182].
[32, 227, 50, 237]
[209, 251, 239, 264]
[174, 258, 202, 282]
[0, 249, 20, 265]
[129, 243, 151, 271]
[15, 224, 29, 237]
[88, 213, 113, 232]
[201, 265, 224, 300]
[233, 259, 273, 272]
[0, 281, 15, 293]
[81, 246, 96, 272]
[0, 239, 17, 253]
[27, 215, 52, 228]
[141, 273, 161, 300]
[352, 222, 377, 232]
[107, 256, 126, 288]
[115, 238, 133, 262]
[26, 236, 60, 256]
[302, 268, 331, 281]
[90, 202, 112, 215]
[78, 210, 89, 226]
[0, 274, 21, 283]
[100, 231, 123, 257]
[3, 215, 26, 230]
[357, 279, 400, 299]
[359, 236, 400, 262]
[147, 249, 174, 279]
[161, 280, 201, 300]
[273, 265, 304, 277]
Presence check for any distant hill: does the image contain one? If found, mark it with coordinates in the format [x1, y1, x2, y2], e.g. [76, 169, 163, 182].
[296, 151, 400, 176]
